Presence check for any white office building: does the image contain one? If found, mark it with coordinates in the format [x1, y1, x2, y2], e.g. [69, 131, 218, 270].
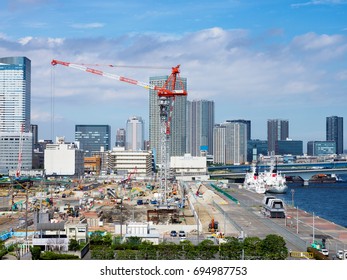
[108, 147, 152, 177]
[126, 116, 144, 151]
[44, 137, 84, 176]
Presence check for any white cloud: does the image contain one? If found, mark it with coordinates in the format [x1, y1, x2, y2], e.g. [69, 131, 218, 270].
[70, 23, 105, 29]
[1, 28, 347, 141]
[291, 0, 347, 8]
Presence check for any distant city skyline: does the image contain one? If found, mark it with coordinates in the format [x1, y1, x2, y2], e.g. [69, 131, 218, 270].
[1, 1, 347, 149]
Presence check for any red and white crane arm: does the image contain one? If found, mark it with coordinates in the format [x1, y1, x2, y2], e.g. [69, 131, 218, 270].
[51, 59, 156, 91]
[51, 59, 187, 97]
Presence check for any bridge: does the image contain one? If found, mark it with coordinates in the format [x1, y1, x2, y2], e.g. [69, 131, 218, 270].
[209, 162, 347, 186]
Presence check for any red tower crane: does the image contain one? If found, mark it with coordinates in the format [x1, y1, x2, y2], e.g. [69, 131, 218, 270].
[51, 59, 187, 202]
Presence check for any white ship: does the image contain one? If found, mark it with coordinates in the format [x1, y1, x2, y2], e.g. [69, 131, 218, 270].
[243, 163, 288, 194]
[243, 164, 266, 194]
[260, 164, 288, 194]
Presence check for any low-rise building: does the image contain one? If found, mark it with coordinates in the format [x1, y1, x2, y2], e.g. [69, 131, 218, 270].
[108, 147, 152, 177]
[44, 137, 84, 176]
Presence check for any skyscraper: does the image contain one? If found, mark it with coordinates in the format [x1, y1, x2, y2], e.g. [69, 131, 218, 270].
[149, 75, 187, 165]
[0, 57, 32, 175]
[0, 57, 31, 133]
[224, 121, 247, 165]
[226, 119, 251, 141]
[115, 128, 126, 147]
[187, 100, 214, 156]
[126, 116, 144, 150]
[213, 124, 226, 164]
[75, 125, 111, 157]
[326, 116, 343, 154]
[267, 119, 289, 155]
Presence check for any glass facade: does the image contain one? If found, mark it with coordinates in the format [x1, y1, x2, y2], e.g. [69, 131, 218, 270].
[276, 140, 303, 155]
[187, 100, 214, 156]
[307, 141, 336, 156]
[326, 116, 343, 155]
[75, 125, 111, 157]
[0, 57, 31, 133]
[247, 139, 268, 162]
[0, 57, 32, 174]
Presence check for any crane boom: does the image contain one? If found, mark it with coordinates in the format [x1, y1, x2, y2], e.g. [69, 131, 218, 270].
[51, 60, 187, 97]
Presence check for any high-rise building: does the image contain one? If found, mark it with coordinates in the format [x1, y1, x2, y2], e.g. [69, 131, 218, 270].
[224, 121, 247, 165]
[226, 119, 251, 141]
[0, 57, 31, 133]
[213, 124, 226, 164]
[126, 116, 144, 151]
[0, 57, 32, 174]
[326, 116, 343, 154]
[149, 75, 187, 165]
[75, 125, 111, 157]
[30, 124, 38, 148]
[115, 128, 126, 147]
[267, 119, 289, 155]
[187, 100, 214, 156]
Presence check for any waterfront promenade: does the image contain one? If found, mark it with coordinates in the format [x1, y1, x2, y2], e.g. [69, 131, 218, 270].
[208, 183, 347, 256]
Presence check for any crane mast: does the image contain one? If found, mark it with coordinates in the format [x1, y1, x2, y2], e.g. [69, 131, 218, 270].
[51, 60, 187, 204]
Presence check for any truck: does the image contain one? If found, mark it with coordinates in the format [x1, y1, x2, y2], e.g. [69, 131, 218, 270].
[262, 196, 286, 218]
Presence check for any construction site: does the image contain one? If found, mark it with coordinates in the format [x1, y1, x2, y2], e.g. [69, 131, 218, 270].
[0, 175, 238, 253]
[0, 60, 236, 257]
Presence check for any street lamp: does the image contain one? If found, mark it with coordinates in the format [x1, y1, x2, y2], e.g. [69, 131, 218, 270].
[291, 189, 295, 207]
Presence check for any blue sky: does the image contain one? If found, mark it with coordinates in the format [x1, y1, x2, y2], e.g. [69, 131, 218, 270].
[1, 0, 347, 150]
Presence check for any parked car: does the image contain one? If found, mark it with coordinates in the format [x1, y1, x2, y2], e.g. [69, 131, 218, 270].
[180, 236, 187, 241]
[336, 250, 344, 259]
[321, 249, 329, 256]
[170, 230, 177, 237]
[178, 230, 186, 237]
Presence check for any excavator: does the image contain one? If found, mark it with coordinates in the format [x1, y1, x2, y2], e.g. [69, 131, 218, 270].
[208, 218, 219, 233]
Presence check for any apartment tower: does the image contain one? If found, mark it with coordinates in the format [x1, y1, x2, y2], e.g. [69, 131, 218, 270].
[326, 116, 343, 154]
[187, 100, 214, 156]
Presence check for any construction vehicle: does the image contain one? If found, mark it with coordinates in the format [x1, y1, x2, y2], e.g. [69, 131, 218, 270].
[196, 184, 203, 196]
[51, 60, 187, 203]
[208, 218, 219, 233]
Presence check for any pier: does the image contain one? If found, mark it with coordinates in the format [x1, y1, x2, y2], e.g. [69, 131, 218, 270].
[207, 183, 347, 255]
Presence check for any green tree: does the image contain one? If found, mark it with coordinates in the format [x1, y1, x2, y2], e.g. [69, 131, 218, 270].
[259, 234, 288, 260]
[0, 240, 7, 259]
[30, 246, 42, 260]
[156, 241, 179, 259]
[68, 239, 80, 251]
[219, 237, 243, 260]
[138, 241, 156, 260]
[89, 231, 104, 245]
[196, 239, 218, 259]
[179, 240, 197, 260]
[243, 236, 262, 260]
[91, 245, 114, 259]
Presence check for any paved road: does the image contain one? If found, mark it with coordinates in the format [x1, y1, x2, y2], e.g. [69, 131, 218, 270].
[209, 184, 347, 255]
